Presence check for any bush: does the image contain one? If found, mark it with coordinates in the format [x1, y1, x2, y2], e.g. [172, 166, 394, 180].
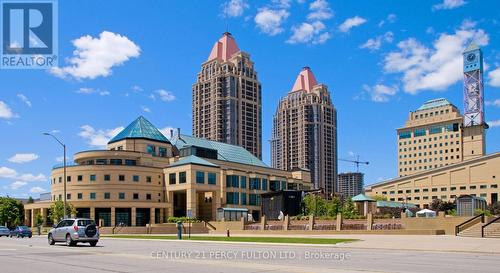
[475, 209, 492, 217]
[166, 216, 200, 223]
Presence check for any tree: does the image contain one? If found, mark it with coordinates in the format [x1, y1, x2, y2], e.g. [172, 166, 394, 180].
[429, 199, 455, 212]
[0, 197, 24, 228]
[488, 202, 500, 215]
[326, 196, 341, 217]
[27, 196, 34, 204]
[35, 213, 44, 227]
[303, 195, 329, 216]
[48, 201, 76, 223]
[371, 195, 387, 201]
[341, 198, 358, 219]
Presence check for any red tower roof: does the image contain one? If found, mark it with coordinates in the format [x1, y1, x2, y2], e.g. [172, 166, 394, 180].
[291, 66, 318, 92]
[207, 32, 241, 62]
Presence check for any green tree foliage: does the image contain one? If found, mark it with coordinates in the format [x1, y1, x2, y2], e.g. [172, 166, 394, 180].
[303, 195, 358, 219]
[35, 213, 44, 226]
[371, 195, 387, 201]
[429, 199, 455, 213]
[27, 196, 34, 204]
[0, 197, 24, 227]
[48, 201, 76, 223]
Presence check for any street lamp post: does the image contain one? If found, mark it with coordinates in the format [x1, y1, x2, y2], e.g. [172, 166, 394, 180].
[44, 133, 67, 219]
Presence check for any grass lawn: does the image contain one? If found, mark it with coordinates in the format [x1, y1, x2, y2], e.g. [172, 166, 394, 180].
[104, 235, 357, 245]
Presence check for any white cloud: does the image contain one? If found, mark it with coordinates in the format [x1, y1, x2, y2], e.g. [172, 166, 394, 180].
[156, 89, 176, 102]
[78, 125, 124, 147]
[387, 14, 397, 23]
[383, 21, 488, 94]
[131, 85, 143, 92]
[0, 101, 15, 119]
[488, 67, 500, 87]
[141, 106, 151, 113]
[287, 21, 329, 44]
[8, 153, 39, 164]
[360, 32, 393, 51]
[0, 166, 46, 182]
[17, 173, 47, 182]
[485, 99, 500, 107]
[159, 126, 175, 139]
[0, 166, 17, 178]
[10, 181, 27, 190]
[362, 84, 398, 102]
[307, 0, 333, 20]
[55, 156, 70, 163]
[488, 120, 500, 128]
[254, 7, 290, 36]
[433, 0, 467, 11]
[17, 94, 32, 107]
[30, 187, 46, 194]
[339, 16, 367, 33]
[76, 87, 110, 96]
[51, 31, 140, 80]
[222, 0, 249, 17]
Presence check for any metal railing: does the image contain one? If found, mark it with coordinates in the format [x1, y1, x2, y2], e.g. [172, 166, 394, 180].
[203, 220, 216, 231]
[455, 213, 484, 236]
[481, 216, 500, 238]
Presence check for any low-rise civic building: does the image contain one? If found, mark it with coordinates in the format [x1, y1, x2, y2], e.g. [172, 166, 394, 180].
[24, 116, 312, 227]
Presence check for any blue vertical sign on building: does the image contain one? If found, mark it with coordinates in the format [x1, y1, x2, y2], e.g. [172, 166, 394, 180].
[1, 0, 57, 69]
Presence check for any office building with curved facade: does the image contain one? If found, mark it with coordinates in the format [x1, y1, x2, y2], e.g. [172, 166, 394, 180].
[24, 116, 311, 227]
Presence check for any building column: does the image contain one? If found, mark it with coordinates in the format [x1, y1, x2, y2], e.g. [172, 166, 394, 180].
[24, 210, 30, 227]
[111, 207, 116, 227]
[90, 207, 95, 223]
[186, 188, 197, 218]
[150, 207, 156, 225]
[30, 209, 35, 228]
[160, 208, 164, 224]
[166, 191, 174, 217]
[213, 190, 221, 221]
[131, 207, 137, 226]
[40, 208, 46, 227]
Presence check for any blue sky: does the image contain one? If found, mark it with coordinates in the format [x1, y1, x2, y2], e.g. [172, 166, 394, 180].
[1, 0, 499, 198]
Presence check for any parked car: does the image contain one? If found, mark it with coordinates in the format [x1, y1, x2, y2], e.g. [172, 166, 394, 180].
[48, 218, 99, 246]
[0, 226, 10, 237]
[10, 226, 32, 238]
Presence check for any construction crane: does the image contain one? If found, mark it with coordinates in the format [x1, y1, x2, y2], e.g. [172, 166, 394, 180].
[339, 155, 369, 172]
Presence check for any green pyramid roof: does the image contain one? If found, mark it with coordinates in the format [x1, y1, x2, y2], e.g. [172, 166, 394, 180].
[173, 134, 268, 168]
[108, 116, 170, 144]
[352, 193, 375, 202]
[417, 98, 454, 111]
[169, 155, 219, 168]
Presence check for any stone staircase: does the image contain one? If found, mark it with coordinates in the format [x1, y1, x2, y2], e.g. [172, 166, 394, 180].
[483, 223, 500, 238]
[457, 218, 500, 238]
[457, 222, 482, 237]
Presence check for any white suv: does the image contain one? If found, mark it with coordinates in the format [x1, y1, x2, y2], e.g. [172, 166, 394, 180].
[48, 218, 99, 246]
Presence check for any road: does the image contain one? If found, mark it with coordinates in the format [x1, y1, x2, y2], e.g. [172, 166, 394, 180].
[0, 236, 499, 273]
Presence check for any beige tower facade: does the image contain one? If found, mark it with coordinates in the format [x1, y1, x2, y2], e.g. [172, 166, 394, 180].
[271, 67, 337, 198]
[192, 32, 262, 159]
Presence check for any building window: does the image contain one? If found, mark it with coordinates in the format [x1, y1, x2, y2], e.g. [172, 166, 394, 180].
[67, 176, 71, 182]
[460, 186, 466, 190]
[450, 187, 456, 191]
[67, 193, 71, 200]
[104, 174, 111, 181]
[77, 175, 83, 182]
[90, 174, 96, 182]
[147, 145, 156, 156]
[423, 189, 429, 192]
[133, 193, 139, 200]
[470, 186, 476, 190]
[491, 185, 498, 189]
[250, 178, 261, 190]
[90, 192, 96, 199]
[226, 192, 239, 205]
[208, 173, 216, 185]
[77, 193, 83, 200]
[96, 159, 107, 165]
[179, 172, 186, 184]
[236, 193, 245, 206]
[146, 176, 152, 183]
[480, 185, 487, 189]
[133, 175, 139, 182]
[125, 160, 137, 166]
[58, 177, 62, 183]
[440, 187, 447, 191]
[432, 188, 437, 192]
[169, 173, 176, 185]
[414, 128, 426, 137]
[159, 147, 167, 157]
[262, 179, 268, 191]
[110, 159, 122, 165]
[104, 192, 110, 199]
[399, 131, 411, 139]
[249, 194, 260, 205]
[119, 193, 125, 199]
[146, 194, 151, 200]
[226, 175, 239, 188]
[196, 171, 205, 184]
[119, 175, 125, 181]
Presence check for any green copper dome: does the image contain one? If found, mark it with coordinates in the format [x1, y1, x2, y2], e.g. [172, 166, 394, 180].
[108, 116, 170, 144]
